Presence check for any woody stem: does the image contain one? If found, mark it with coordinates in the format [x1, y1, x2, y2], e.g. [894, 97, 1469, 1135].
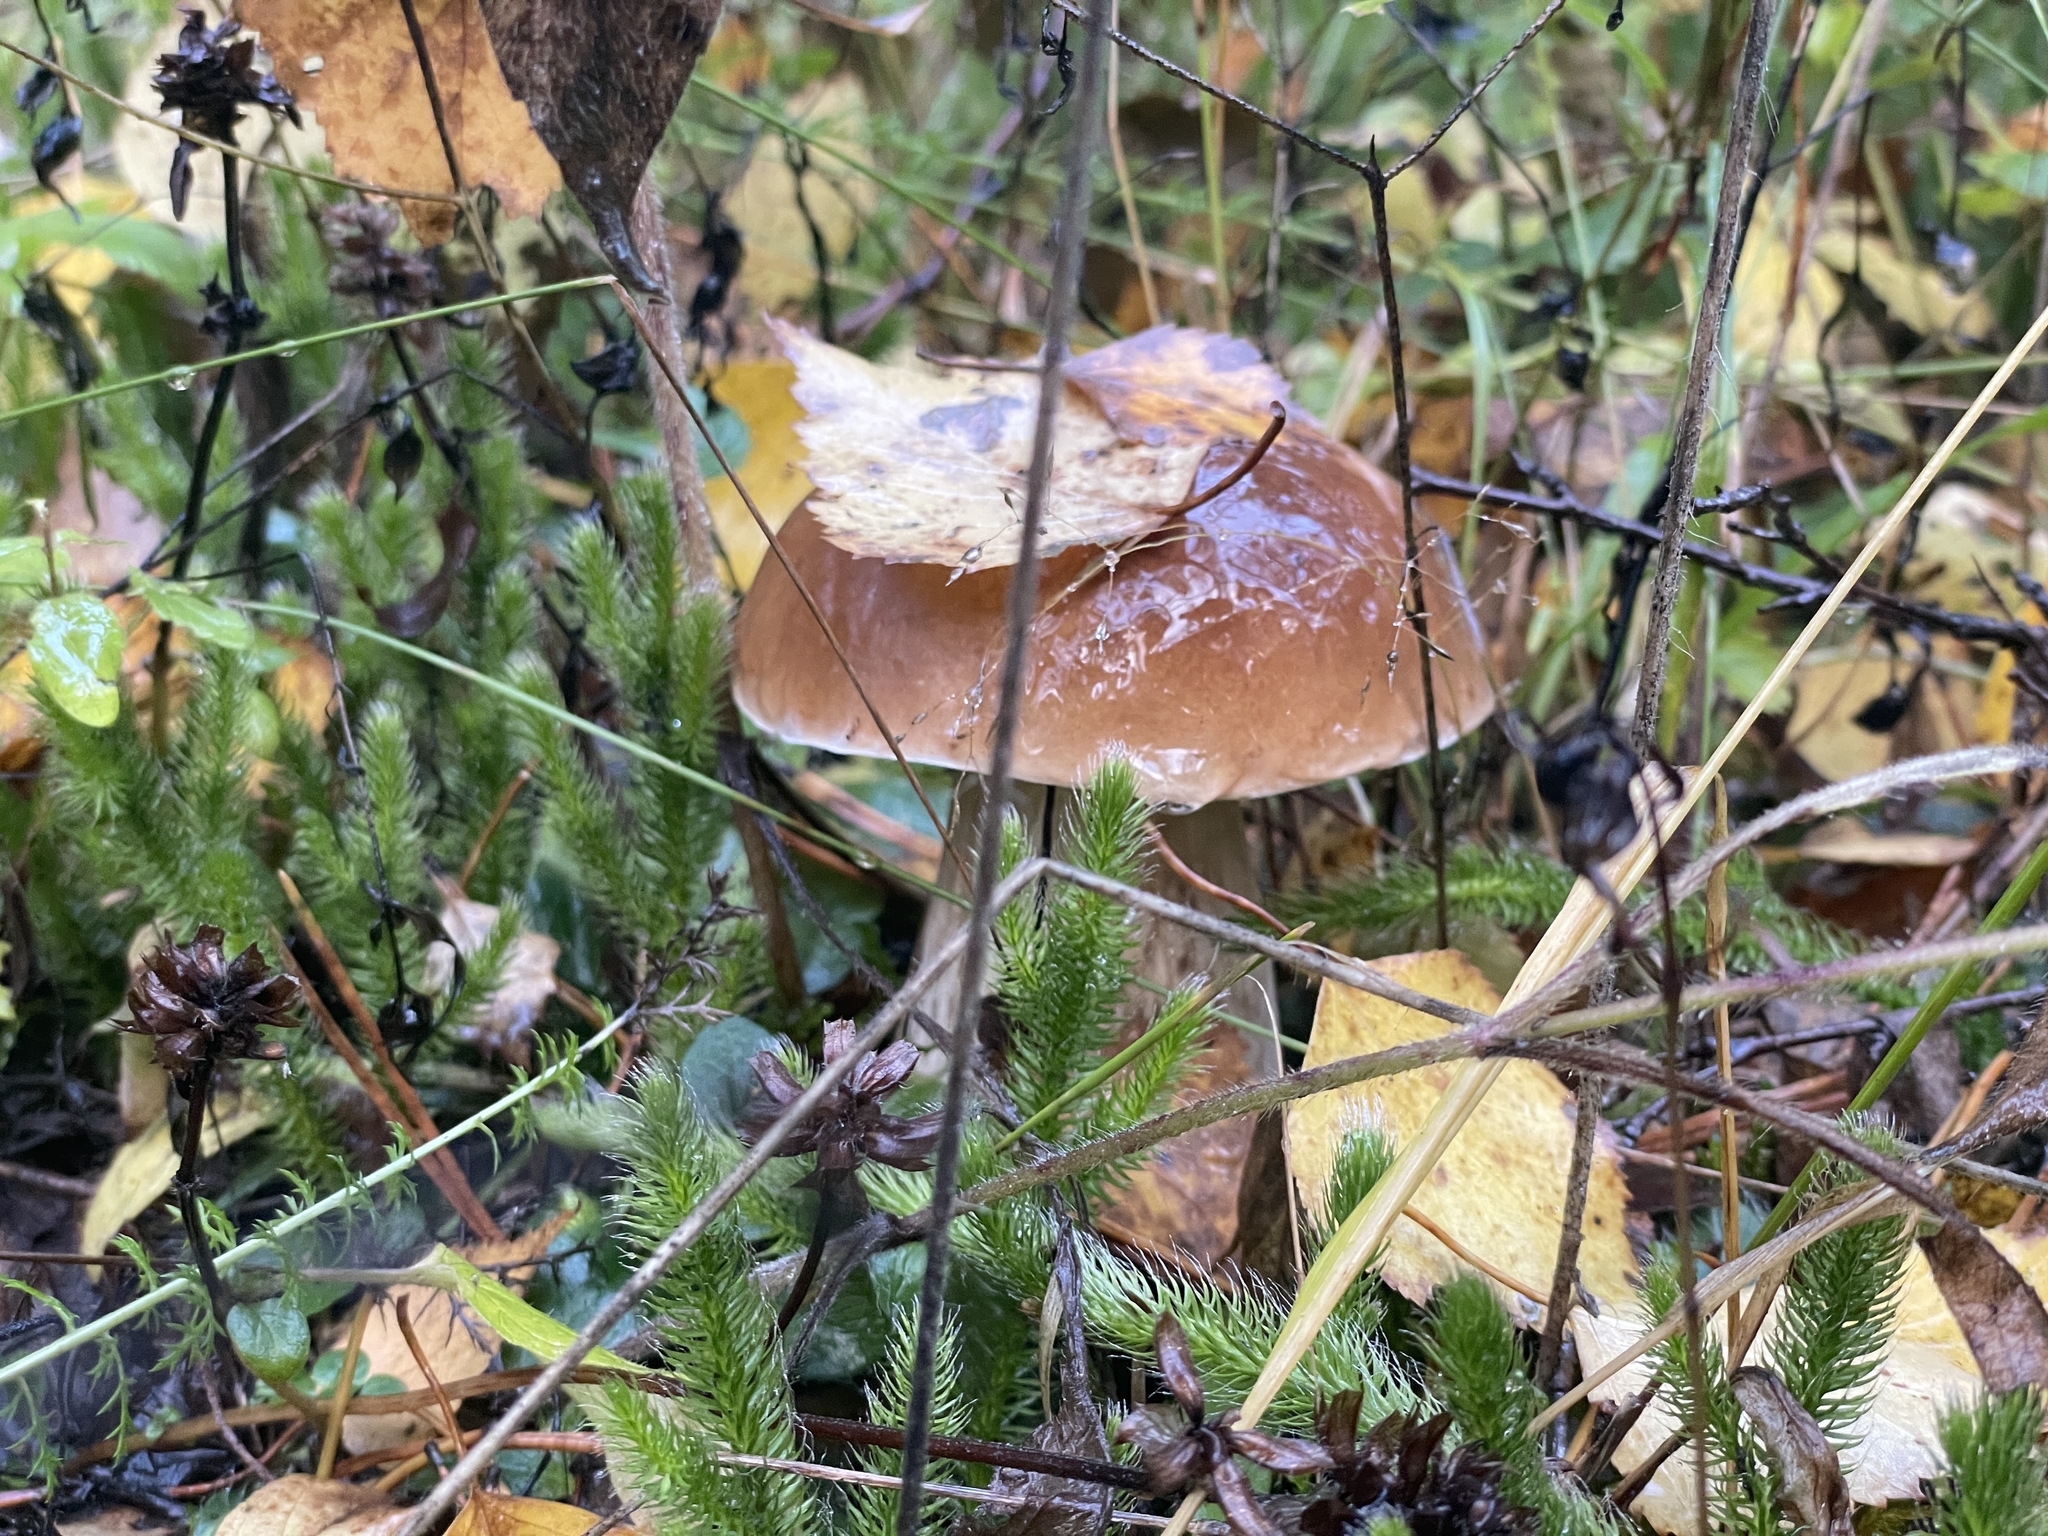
[173, 1052, 241, 1385]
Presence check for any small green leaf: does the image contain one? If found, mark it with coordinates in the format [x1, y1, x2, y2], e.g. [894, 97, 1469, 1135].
[417, 1244, 641, 1373]
[0, 537, 53, 586]
[29, 591, 122, 727]
[1344, 0, 1391, 12]
[130, 571, 256, 650]
[227, 1298, 310, 1384]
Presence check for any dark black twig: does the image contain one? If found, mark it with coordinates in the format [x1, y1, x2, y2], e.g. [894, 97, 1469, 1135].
[894, 7, 1107, 1529]
[1412, 468, 2048, 663]
[1631, 0, 1780, 754]
[1364, 148, 1448, 950]
[1387, 0, 1569, 180]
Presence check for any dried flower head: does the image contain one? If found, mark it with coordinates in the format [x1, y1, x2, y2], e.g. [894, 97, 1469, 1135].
[737, 1020, 943, 1177]
[1115, 1315, 1333, 1536]
[122, 925, 300, 1074]
[152, 11, 300, 219]
[1299, 1397, 1537, 1536]
[323, 203, 439, 318]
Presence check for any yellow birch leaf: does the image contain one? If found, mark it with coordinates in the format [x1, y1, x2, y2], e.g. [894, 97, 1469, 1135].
[1283, 950, 1638, 1324]
[445, 1493, 594, 1536]
[706, 358, 813, 592]
[214, 1476, 407, 1536]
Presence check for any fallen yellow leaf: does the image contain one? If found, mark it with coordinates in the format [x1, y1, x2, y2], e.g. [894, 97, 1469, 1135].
[444, 1492, 595, 1536]
[725, 75, 874, 310]
[1571, 1229, 2048, 1535]
[705, 358, 813, 592]
[1283, 951, 1638, 1322]
[238, 0, 559, 244]
[80, 1082, 275, 1261]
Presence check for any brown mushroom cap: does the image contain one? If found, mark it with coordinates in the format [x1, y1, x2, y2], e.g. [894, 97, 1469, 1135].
[733, 417, 1496, 811]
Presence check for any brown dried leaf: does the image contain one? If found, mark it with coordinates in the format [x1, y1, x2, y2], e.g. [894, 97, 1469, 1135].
[1283, 951, 1637, 1321]
[780, 322, 1286, 572]
[971, 1395, 1113, 1536]
[1919, 1220, 2048, 1394]
[213, 1476, 407, 1536]
[1728, 1367, 1853, 1536]
[429, 872, 561, 1057]
[237, 0, 559, 245]
[476, 0, 720, 289]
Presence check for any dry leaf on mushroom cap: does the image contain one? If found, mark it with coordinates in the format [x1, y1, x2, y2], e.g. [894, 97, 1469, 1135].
[237, 0, 559, 244]
[734, 343, 1493, 809]
[779, 322, 1287, 572]
[1284, 951, 1638, 1321]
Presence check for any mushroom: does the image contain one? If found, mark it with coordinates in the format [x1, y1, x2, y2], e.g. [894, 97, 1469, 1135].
[730, 325, 1496, 1269]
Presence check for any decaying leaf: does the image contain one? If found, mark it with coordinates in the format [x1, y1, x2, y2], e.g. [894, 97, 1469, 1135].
[342, 1211, 571, 1452]
[724, 76, 875, 311]
[476, 0, 720, 290]
[213, 1476, 407, 1536]
[780, 321, 1286, 572]
[1919, 1220, 2048, 1394]
[1728, 1366, 1853, 1536]
[1573, 1223, 2048, 1534]
[428, 873, 561, 1058]
[1282, 951, 1637, 1321]
[237, 0, 560, 245]
[1797, 820, 1981, 868]
[971, 1377, 1114, 1534]
[80, 1081, 274, 1261]
[442, 1492, 595, 1536]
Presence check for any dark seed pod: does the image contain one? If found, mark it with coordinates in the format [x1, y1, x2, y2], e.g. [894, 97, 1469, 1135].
[1852, 682, 1912, 734]
[16, 66, 60, 118]
[571, 335, 643, 397]
[120, 925, 300, 1075]
[1606, 1, 1625, 29]
[31, 114, 81, 194]
[1532, 717, 1643, 875]
[384, 419, 425, 497]
[1555, 345, 1590, 392]
[199, 275, 266, 340]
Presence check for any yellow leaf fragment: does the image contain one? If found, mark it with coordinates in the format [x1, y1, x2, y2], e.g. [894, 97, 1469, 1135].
[780, 321, 1287, 572]
[726, 75, 875, 310]
[237, 0, 559, 244]
[705, 358, 814, 592]
[1574, 1225, 2048, 1534]
[1283, 950, 1637, 1322]
[444, 1494, 595, 1536]
[80, 1083, 275, 1261]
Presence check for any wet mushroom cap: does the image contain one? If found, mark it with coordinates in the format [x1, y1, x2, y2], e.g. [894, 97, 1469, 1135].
[732, 418, 1495, 811]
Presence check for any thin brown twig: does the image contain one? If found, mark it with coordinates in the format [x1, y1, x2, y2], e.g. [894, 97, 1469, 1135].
[1364, 149, 1449, 949]
[279, 871, 502, 1240]
[1534, 1070, 1599, 1391]
[457, 762, 536, 894]
[393, 1295, 465, 1477]
[1387, 0, 1570, 178]
[1633, 0, 1782, 754]
[1145, 821, 1287, 932]
[896, 14, 1107, 1526]
[318, 1293, 374, 1480]
[271, 919, 497, 1240]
